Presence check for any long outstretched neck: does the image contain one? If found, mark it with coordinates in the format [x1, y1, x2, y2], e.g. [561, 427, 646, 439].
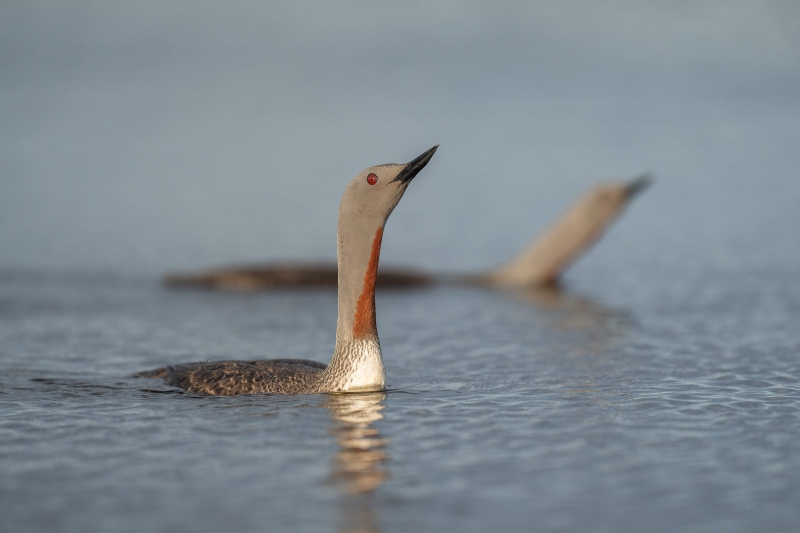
[485, 178, 649, 288]
[321, 146, 437, 390]
[485, 214, 586, 288]
[325, 212, 386, 391]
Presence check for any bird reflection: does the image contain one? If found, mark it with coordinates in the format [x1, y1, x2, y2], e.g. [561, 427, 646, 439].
[512, 284, 628, 355]
[518, 285, 622, 330]
[324, 391, 389, 533]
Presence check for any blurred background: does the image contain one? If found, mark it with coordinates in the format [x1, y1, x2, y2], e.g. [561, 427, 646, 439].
[3, 0, 798, 280]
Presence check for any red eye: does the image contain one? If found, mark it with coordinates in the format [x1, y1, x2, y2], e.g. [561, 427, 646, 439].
[367, 173, 378, 185]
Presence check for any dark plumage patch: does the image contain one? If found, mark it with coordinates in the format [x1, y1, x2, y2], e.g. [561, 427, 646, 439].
[138, 359, 328, 395]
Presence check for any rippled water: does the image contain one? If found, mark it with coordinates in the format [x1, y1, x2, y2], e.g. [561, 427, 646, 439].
[2, 2, 800, 532]
[2, 271, 798, 532]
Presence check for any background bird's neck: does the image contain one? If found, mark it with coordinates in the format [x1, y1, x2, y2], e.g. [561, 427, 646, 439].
[488, 195, 608, 287]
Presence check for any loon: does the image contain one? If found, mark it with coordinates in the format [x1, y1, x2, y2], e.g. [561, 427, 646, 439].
[164, 176, 651, 291]
[139, 146, 438, 395]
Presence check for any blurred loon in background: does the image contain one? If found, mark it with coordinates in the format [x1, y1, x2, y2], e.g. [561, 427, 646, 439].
[164, 175, 652, 291]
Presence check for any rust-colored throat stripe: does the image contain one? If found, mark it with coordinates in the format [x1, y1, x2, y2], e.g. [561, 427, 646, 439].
[352, 227, 383, 338]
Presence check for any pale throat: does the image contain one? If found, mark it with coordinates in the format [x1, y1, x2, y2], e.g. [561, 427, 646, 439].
[337, 337, 385, 391]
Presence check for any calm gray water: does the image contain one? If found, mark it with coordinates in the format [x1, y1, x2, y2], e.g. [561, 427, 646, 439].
[2, 2, 799, 532]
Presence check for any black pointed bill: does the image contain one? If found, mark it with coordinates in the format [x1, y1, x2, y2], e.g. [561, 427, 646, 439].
[391, 145, 439, 184]
[625, 173, 653, 198]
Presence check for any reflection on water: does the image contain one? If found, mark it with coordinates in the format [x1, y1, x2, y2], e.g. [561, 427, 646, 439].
[515, 285, 628, 397]
[515, 285, 626, 341]
[325, 392, 389, 533]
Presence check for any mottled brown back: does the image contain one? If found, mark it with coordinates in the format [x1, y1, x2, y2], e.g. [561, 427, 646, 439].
[141, 359, 328, 395]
